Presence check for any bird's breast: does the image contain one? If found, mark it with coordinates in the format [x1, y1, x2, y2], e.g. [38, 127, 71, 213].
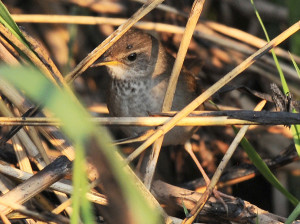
[108, 78, 161, 117]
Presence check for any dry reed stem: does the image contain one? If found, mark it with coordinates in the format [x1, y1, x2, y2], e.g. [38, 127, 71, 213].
[0, 41, 19, 65]
[40, 126, 76, 160]
[197, 27, 300, 81]
[185, 100, 267, 223]
[12, 14, 298, 63]
[132, 0, 188, 17]
[0, 77, 77, 160]
[0, 162, 108, 205]
[2, 3, 298, 222]
[196, 25, 300, 83]
[0, 24, 77, 162]
[52, 198, 72, 214]
[163, 0, 205, 111]
[66, 0, 125, 14]
[0, 213, 10, 224]
[0, 78, 32, 113]
[0, 174, 14, 196]
[65, 0, 165, 83]
[26, 126, 51, 165]
[0, 114, 299, 126]
[257, 51, 299, 80]
[114, 129, 156, 145]
[13, 129, 47, 169]
[2, 0, 171, 194]
[195, 25, 300, 82]
[205, 21, 300, 63]
[13, 15, 299, 82]
[0, 116, 270, 126]
[0, 77, 77, 161]
[0, 199, 70, 223]
[51, 190, 73, 217]
[0, 100, 33, 173]
[144, 0, 206, 190]
[11, 136, 33, 173]
[227, 52, 300, 95]
[4, 3, 173, 210]
[0, 105, 51, 213]
[125, 21, 300, 164]
[0, 12, 92, 166]
[0, 34, 21, 64]
[0, 156, 71, 215]
[67, 0, 172, 220]
[21, 31, 65, 85]
[152, 180, 285, 224]
[0, 23, 56, 84]
[143, 137, 164, 189]
[2, 2, 170, 221]
[0, 100, 48, 170]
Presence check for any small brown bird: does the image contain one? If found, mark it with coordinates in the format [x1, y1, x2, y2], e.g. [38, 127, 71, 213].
[94, 29, 201, 146]
[94, 31, 231, 208]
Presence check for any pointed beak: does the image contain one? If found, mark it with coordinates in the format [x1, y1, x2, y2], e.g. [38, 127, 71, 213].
[92, 60, 121, 67]
[91, 53, 122, 68]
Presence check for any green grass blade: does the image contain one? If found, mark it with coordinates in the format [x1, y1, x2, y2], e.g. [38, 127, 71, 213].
[289, 52, 300, 78]
[250, 0, 300, 156]
[182, 201, 189, 217]
[72, 142, 94, 224]
[291, 122, 300, 156]
[0, 65, 162, 224]
[250, 0, 289, 94]
[289, 55, 300, 156]
[285, 202, 300, 224]
[233, 126, 299, 206]
[288, 53, 300, 156]
[287, 0, 300, 56]
[0, 1, 30, 48]
[285, 53, 300, 224]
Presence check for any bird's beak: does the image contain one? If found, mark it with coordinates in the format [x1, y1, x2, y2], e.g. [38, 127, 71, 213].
[92, 55, 122, 67]
[92, 60, 122, 67]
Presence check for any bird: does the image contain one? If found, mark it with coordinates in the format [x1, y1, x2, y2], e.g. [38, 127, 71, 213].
[93, 30, 231, 210]
[93, 28, 201, 146]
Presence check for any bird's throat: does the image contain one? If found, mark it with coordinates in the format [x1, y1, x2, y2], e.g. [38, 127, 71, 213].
[111, 78, 150, 97]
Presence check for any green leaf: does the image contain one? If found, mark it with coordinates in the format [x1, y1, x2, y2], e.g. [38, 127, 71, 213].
[291, 122, 300, 156]
[289, 52, 300, 78]
[250, 0, 300, 169]
[0, 65, 162, 224]
[287, 0, 300, 55]
[233, 126, 299, 206]
[285, 202, 300, 224]
[288, 54, 300, 155]
[0, 1, 30, 48]
[182, 201, 189, 217]
[72, 142, 94, 224]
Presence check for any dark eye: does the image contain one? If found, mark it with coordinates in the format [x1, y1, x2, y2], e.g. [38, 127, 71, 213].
[127, 53, 137, 61]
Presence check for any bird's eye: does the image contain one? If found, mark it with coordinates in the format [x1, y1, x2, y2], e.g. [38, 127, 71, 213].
[127, 53, 137, 61]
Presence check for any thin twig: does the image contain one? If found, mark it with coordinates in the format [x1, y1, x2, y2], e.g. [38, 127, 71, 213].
[1, 110, 300, 126]
[184, 100, 266, 223]
[125, 21, 300, 164]
[65, 0, 165, 83]
[0, 199, 70, 224]
[12, 14, 299, 64]
[144, 0, 205, 190]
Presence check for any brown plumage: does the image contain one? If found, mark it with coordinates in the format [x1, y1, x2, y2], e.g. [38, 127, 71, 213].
[96, 29, 201, 145]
